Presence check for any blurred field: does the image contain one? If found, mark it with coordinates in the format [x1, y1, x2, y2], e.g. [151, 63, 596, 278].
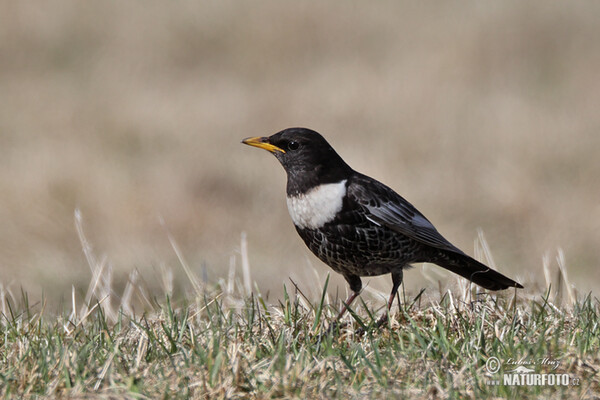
[1, 1, 599, 306]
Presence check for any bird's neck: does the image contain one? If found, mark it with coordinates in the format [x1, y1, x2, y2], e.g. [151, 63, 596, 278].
[286, 163, 353, 196]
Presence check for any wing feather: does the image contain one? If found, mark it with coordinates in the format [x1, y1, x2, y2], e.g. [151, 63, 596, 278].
[347, 174, 464, 254]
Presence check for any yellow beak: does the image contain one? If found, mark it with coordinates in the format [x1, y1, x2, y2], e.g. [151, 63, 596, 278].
[241, 136, 286, 154]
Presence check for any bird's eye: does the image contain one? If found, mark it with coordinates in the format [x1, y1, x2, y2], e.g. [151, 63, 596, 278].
[288, 141, 300, 151]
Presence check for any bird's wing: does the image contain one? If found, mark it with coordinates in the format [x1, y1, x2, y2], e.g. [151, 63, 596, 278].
[347, 174, 464, 254]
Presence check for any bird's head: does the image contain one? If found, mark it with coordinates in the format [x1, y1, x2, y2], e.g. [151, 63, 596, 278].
[242, 127, 353, 194]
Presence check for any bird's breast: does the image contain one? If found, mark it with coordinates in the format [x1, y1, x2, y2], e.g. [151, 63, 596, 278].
[286, 180, 347, 230]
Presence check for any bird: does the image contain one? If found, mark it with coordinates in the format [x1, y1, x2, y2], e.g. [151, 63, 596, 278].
[242, 127, 523, 328]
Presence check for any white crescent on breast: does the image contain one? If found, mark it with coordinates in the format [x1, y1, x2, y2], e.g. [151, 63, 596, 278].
[286, 180, 347, 230]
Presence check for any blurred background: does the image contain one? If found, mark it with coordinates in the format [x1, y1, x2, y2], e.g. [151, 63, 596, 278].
[1, 1, 599, 308]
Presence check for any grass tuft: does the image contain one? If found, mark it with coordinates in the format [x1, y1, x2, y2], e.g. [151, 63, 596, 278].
[1, 276, 599, 399]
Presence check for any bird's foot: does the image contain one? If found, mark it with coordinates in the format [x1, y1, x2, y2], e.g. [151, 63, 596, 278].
[353, 313, 390, 336]
[316, 320, 348, 340]
[376, 313, 389, 328]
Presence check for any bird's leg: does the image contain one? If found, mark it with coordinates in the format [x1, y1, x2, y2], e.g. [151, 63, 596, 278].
[335, 291, 360, 321]
[376, 270, 403, 327]
[337, 274, 362, 319]
[325, 274, 362, 334]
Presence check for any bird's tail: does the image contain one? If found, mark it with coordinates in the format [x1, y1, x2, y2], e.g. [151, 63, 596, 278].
[434, 251, 523, 291]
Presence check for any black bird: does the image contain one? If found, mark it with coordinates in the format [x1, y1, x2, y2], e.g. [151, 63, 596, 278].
[242, 128, 523, 326]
